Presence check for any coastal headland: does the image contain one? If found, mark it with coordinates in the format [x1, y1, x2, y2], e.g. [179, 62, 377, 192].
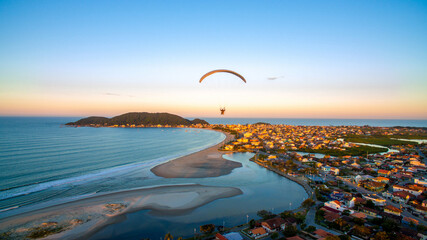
[151, 131, 242, 178]
[0, 184, 242, 239]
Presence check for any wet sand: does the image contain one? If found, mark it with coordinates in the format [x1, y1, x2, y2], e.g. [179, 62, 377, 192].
[0, 184, 242, 240]
[151, 131, 242, 178]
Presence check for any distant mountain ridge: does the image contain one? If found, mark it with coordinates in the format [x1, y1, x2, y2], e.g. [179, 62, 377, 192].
[66, 112, 209, 126]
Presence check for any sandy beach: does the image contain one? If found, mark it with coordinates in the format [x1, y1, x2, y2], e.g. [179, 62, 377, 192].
[0, 184, 242, 239]
[151, 131, 242, 178]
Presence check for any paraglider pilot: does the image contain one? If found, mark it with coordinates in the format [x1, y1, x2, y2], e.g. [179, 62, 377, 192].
[220, 107, 226, 115]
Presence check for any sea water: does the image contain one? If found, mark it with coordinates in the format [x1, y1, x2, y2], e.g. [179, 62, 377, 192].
[202, 118, 427, 127]
[0, 117, 225, 214]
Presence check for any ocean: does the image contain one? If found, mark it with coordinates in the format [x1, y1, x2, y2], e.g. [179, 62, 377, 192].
[0, 117, 225, 213]
[202, 118, 427, 127]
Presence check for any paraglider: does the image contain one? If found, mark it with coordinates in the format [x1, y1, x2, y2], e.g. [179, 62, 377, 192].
[199, 69, 247, 83]
[199, 69, 246, 115]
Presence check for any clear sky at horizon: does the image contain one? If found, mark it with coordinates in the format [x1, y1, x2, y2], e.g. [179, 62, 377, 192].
[0, 0, 426, 119]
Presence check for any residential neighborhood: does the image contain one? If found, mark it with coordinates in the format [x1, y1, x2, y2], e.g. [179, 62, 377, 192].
[194, 123, 427, 240]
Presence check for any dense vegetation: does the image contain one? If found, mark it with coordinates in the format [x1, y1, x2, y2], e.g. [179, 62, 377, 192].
[293, 145, 387, 156]
[66, 112, 209, 126]
[345, 135, 417, 147]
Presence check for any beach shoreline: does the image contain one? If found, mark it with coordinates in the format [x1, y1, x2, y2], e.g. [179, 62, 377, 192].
[0, 129, 247, 239]
[151, 130, 242, 178]
[0, 184, 243, 240]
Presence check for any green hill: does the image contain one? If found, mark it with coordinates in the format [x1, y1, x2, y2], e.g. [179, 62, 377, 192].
[66, 112, 209, 126]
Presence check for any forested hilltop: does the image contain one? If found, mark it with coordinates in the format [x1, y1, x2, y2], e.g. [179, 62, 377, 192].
[66, 112, 209, 127]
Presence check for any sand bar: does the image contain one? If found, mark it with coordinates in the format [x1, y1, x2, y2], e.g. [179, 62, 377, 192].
[151, 131, 242, 178]
[0, 184, 242, 239]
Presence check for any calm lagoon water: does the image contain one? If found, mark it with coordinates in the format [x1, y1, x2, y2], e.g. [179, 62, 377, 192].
[89, 153, 308, 239]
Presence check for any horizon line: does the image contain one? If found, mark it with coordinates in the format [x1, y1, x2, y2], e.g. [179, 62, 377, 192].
[0, 114, 426, 121]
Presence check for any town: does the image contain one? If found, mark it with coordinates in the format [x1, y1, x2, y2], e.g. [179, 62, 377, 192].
[193, 124, 427, 240]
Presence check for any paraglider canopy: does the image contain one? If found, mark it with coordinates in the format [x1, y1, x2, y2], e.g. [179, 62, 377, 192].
[199, 69, 246, 115]
[199, 69, 246, 83]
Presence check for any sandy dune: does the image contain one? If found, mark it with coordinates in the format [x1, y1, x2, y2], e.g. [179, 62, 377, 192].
[151, 131, 242, 178]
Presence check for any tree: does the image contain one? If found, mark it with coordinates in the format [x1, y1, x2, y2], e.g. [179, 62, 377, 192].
[271, 232, 279, 239]
[200, 224, 215, 233]
[294, 211, 306, 224]
[374, 231, 389, 240]
[417, 224, 427, 232]
[365, 200, 375, 208]
[249, 219, 256, 229]
[352, 225, 371, 238]
[325, 236, 340, 240]
[302, 198, 315, 209]
[315, 209, 325, 222]
[300, 223, 307, 230]
[283, 225, 297, 237]
[280, 211, 293, 219]
[381, 218, 399, 232]
[306, 225, 316, 233]
[342, 209, 350, 216]
[338, 235, 350, 240]
[165, 233, 173, 240]
[352, 217, 365, 225]
[333, 218, 347, 231]
[257, 210, 275, 220]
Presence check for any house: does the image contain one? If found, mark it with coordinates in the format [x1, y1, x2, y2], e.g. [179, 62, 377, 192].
[286, 236, 305, 240]
[414, 205, 427, 215]
[224, 145, 234, 151]
[363, 194, 386, 206]
[403, 217, 419, 226]
[322, 166, 339, 175]
[345, 197, 357, 208]
[393, 185, 423, 196]
[414, 178, 427, 186]
[373, 176, 390, 184]
[360, 207, 380, 218]
[329, 191, 345, 201]
[378, 169, 391, 176]
[363, 181, 386, 192]
[313, 229, 336, 240]
[324, 200, 347, 212]
[351, 212, 367, 219]
[261, 217, 286, 232]
[250, 227, 268, 239]
[384, 205, 403, 216]
[323, 211, 340, 222]
[392, 191, 415, 204]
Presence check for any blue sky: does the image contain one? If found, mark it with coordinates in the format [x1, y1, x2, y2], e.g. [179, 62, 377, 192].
[0, 0, 426, 118]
